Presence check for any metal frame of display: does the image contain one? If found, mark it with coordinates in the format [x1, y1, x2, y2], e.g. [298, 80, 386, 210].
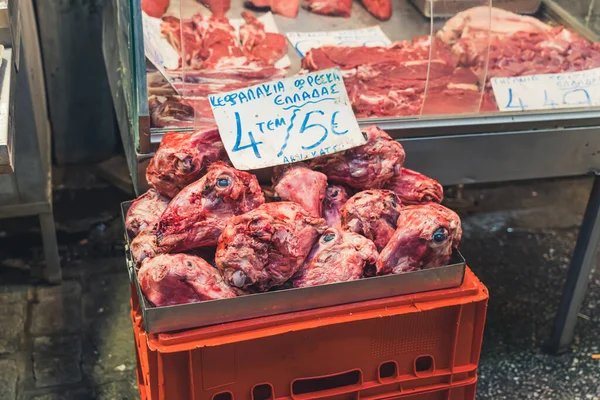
[104, 0, 600, 354]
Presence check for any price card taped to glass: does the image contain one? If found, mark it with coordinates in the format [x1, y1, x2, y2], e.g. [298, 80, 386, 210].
[210, 68, 366, 170]
[491, 67, 600, 112]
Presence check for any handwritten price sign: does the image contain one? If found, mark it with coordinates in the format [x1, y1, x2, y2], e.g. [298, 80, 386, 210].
[286, 27, 392, 58]
[491, 68, 600, 112]
[209, 68, 366, 170]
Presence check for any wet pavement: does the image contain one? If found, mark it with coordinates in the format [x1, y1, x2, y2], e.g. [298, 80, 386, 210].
[0, 175, 599, 399]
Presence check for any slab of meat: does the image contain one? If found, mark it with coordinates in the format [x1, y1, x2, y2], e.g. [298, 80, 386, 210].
[142, 0, 170, 18]
[216, 202, 327, 292]
[146, 126, 228, 198]
[360, 0, 391, 21]
[130, 227, 160, 267]
[302, 39, 456, 118]
[384, 168, 443, 205]
[292, 228, 378, 288]
[341, 189, 402, 252]
[193, 14, 244, 67]
[197, 0, 231, 17]
[125, 189, 170, 238]
[161, 16, 204, 68]
[148, 96, 197, 128]
[247, 0, 299, 18]
[157, 162, 264, 252]
[322, 184, 350, 227]
[377, 203, 462, 275]
[240, 12, 288, 66]
[138, 253, 237, 307]
[304, 0, 352, 18]
[437, 6, 550, 44]
[309, 126, 405, 189]
[272, 163, 327, 217]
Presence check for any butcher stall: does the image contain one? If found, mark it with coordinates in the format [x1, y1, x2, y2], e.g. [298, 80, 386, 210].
[103, 0, 600, 398]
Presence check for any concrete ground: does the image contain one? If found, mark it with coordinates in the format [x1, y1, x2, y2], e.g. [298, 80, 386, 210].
[0, 174, 599, 399]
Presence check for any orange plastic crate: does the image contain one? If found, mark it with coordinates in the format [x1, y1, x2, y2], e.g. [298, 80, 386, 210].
[131, 267, 488, 400]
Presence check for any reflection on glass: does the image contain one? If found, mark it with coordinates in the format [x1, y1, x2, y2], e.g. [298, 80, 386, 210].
[136, 0, 600, 134]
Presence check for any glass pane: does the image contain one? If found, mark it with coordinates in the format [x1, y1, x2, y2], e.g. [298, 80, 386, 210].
[422, 0, 492, 117]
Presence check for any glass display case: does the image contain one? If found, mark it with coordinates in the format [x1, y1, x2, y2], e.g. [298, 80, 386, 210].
[105, 0, 600, 192]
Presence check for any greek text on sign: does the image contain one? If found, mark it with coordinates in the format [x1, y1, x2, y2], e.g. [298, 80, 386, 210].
[209, 68, 366, 170]
[491, 68, 600, 112]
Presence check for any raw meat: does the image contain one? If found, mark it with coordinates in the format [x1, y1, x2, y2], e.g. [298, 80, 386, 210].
[138, 253, 237, 306]
[384, 168, 444, 205]
[322, 184, 350, 227]
[360, 0, 391, 21]
[271, 0, 300, 18]
[248, 0, 299, 18]
[309, 126, 405, 189]
[435, 7, 600, 113]
[272, 163, 327, 217]
[304, 0, 352, 18]
[125, 189, 170, 238]
[216, 202, 327, 292]
[149, 96, 197, 128]
[142, 0, 170, 18]
[437, 6, 550, 44]
[197, 0, 231, 17]
[341, 189, 402, 252]
[193, 14, 244, 67]
[302, 39, 457, 117]
[240, 12, 288, 65]
[146, 126, 228, 198]
[156, 162, 265, 252]
[130, 227, 160, 267]
[377, 203, 462, 275]
[161, 16, 205, 68]
[292, 228, 378, 287]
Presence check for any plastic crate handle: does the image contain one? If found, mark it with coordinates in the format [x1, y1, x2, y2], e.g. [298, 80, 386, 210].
[290, 369, 363, 399]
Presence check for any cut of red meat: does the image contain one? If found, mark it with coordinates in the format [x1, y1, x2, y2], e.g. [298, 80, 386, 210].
[161, 16, 204, 68]
[272, 163, 327, 217]
[341, 189, 402, 252]
[216, 202, 327, 292]
[197, 0, 231, 17]
[146, 126, 228, 198]
[309, 126, 406, 189]
[360, 0, 391, 21]
[240, 11, 288, 65]
[384, 168, 443, 205]
[193, 15, 244, 67]
[138, 253, 237, 306]
[292, 228, 378, 287]
[304, 0, 352, 18]
[149, 96, 197, 128]
[156, 162, 265, 252]
[125, 189, 170, 238]
[376, 203, 462, 275]
[322, 184, 350, 228]
[271, 0, 300, 18]
[248, 0, 299, 17]
[130, 228, 160, 267]
[142, 0, 170, 18]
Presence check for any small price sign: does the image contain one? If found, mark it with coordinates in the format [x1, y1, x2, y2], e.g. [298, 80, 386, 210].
[209, 68, 366, 170]
[491, 68, 600, 112]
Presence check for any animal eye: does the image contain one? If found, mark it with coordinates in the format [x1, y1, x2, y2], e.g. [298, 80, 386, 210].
[232, 270, 247, 288]
[432, 228, 448, 243]
[217, 177, 230, 188]
[322, 233, 336, 242]
[331, 190, 339, 198]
